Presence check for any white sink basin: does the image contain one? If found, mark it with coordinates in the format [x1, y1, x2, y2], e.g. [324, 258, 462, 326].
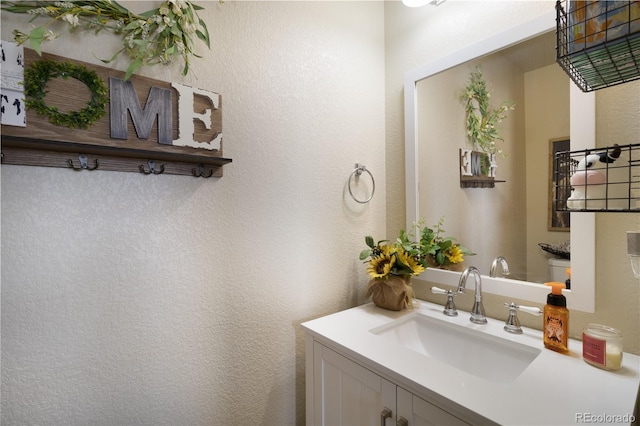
[370, 312, 541, 384]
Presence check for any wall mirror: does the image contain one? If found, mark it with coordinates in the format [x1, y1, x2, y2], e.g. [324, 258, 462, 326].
[404, 11, 597, 312]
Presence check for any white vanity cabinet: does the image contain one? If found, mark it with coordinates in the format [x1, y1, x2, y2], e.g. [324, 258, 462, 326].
[396, 386, 469, 426]
[308, 340, 472, 426]
[302, 302, 640, 425]
[309, 341, 395, 425]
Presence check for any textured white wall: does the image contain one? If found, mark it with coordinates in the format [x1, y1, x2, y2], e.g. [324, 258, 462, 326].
[1, 2, 385, 425]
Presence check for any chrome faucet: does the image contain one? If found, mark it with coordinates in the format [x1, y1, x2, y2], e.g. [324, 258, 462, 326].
[458, 266, 487, 324]
[503, 302, 542, 334]
[489, 256, 510, 278]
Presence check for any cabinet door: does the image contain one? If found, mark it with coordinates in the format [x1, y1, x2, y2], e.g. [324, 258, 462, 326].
[313, 342, 396, 426]
[397, 387, 469, 426]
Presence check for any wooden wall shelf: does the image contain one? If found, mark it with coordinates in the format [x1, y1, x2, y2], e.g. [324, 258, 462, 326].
[459, 149, 503, 188]
[1, 48, 231, 178]
[1, 136, 232, 177]
[460, 177, 505, 189]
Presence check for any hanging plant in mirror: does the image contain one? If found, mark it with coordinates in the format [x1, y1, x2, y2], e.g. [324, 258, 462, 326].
[459, 66, 514, 188]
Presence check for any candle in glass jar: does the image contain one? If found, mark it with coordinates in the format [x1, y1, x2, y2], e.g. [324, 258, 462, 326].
[583, 324, 623, 371]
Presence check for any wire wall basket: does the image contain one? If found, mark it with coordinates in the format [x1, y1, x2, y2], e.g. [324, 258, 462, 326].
[554, 143, 640, 212]
[556, 0, 640, 92]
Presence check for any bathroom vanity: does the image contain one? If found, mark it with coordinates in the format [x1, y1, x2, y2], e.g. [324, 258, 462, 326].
[302, 301, 640, 425]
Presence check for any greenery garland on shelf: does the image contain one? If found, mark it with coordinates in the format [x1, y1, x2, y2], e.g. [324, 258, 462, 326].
[459, 66, 515, 157]
[24, 59, 108, 129]
[1, 0, 212, 80]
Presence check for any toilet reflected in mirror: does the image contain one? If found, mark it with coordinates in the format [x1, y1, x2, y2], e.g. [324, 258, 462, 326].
[548, 258, 570, 287]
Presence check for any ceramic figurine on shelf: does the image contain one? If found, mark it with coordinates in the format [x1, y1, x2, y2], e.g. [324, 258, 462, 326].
[567, 144, 621, 210]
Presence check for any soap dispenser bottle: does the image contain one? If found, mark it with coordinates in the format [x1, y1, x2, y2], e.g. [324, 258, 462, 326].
[565, 267, 571, 290]
[543, 282, 569, 353]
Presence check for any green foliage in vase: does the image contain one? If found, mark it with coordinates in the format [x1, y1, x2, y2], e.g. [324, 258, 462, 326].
[359, 217, 474, 279]
[360, 235, 425, 280]
[400, 217, 474, 268]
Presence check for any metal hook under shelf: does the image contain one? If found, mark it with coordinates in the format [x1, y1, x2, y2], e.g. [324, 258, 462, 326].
[139, 160, 165, 175]
[348, 163, 375, 204]
[192, 164, 214, 178]
[68, 154, 99, 171]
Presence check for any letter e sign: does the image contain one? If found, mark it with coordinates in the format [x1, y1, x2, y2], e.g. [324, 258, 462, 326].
[172, 82, 222, 151]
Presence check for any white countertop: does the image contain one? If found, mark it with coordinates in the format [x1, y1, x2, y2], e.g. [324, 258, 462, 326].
[302, 300, 640, 425]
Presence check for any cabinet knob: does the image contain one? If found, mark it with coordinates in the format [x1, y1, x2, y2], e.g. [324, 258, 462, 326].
[380, 407, 392, 426]
[397, 416, 409, 426]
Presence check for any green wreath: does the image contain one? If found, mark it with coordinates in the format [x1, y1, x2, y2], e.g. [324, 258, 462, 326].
[24, 59, 108, 129]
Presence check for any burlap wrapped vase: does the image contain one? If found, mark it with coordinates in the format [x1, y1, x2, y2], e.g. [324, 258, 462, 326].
[365, 275, 414, 311]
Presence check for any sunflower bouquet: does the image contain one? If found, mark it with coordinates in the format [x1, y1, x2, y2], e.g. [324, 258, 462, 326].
[358, 226, 426, 311]
[360, 217, 471, 280]
[359, 237, 425, 280]
[359, 218, 472, 311]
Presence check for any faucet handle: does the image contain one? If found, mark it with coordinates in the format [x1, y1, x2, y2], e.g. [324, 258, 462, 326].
[503, 302, 542, 334]
[430, 286, 449, 295]
[517, 304, 542, 316]
[431, 287, 458, 317]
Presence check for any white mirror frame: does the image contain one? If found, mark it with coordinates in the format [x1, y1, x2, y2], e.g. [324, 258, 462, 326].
[404, 11, 595, 313]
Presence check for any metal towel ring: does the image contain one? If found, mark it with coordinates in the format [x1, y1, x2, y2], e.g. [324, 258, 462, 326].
[348, 163, 375, 204]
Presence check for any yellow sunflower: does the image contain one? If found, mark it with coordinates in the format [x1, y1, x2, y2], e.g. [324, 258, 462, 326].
[445, 244, 464, 264]
[367, 253, 395, 278]
[396, 249, 426, 275]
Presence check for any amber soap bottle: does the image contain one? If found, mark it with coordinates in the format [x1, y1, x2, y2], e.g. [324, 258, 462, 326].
[543, 282, 569, 353]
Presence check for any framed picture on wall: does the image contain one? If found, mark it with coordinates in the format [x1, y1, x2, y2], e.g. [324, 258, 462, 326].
[548, 138, 571, 231]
